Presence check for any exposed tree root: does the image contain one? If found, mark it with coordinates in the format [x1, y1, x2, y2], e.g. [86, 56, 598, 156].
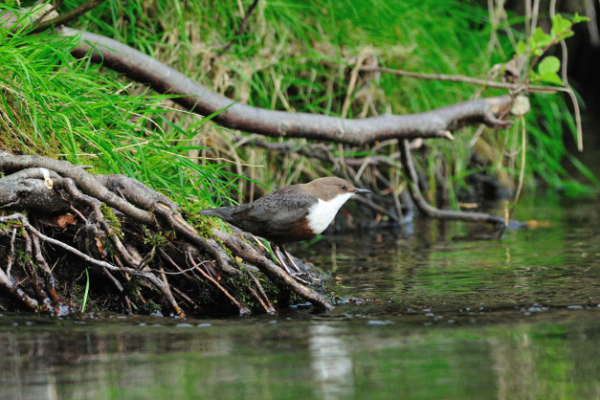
[0, 153, 332, 315]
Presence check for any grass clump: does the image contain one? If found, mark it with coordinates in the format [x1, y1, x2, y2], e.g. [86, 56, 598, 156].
[0, 10, 237, 209]
[2, 0, 596, 211]
[56, 0, 597, 202]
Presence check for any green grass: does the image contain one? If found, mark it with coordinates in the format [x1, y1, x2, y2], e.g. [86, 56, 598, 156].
[0, 14, 238, 207]
[1, 0, 596, 211]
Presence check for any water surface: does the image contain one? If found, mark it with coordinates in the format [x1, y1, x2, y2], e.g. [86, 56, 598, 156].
[1, 195, 599, 399]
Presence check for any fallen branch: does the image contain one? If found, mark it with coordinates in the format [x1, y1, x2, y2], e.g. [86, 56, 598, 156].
[58, 27, 515, 145]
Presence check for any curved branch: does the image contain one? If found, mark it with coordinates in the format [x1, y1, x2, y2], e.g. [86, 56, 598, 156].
[58, 27, 514, 145]
[399, 140, 527, 228]
[0, 154, 155, 224]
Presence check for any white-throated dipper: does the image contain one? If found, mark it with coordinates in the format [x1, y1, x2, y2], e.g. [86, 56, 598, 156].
[199, 177, 370, 273]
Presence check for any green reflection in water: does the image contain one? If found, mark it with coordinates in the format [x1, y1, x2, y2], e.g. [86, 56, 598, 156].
[302, 196, 600, 313]
[2, 314, 600, 399]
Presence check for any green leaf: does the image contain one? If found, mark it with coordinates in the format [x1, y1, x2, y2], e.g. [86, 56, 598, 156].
[516, 41, 527, 55]
[539, 72, 563, 85]
[538, 56, 560, 75]
[551, 14, 571, 37]
[532, 27, 551, 47]
[572, 13, 590, 24]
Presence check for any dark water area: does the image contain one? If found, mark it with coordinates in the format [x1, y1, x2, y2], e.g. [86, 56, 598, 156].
[1, 195, 600, 399]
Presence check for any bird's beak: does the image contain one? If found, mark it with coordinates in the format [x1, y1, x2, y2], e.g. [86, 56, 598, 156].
[354, 188, 371, 195]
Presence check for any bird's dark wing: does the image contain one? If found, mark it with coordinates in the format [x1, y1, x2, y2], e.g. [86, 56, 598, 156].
[233, 190, 315, 223]
[229, 188, 317, 240]
[200, 185, 318, 242]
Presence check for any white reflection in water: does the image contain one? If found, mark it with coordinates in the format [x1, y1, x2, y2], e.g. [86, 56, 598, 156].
[309, 324, 354, 399]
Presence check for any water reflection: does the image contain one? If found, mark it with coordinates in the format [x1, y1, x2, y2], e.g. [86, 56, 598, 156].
[309, 323, 354, 399]
[0, 196, 599, 398]
[2, 310, 600, 398]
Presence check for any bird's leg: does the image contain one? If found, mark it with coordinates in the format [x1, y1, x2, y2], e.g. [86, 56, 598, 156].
[279, 244, 303, 274]
[270, 242, 292, 275]
[270, 243, 312, 284]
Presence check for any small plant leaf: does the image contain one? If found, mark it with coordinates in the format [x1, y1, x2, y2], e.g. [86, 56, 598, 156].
[516, 41, 527, 55]
[572, 13, 590, 24]
[81, 269, 90, 313]
[538, 56, 560, 75]
[532, 27, 551, 47]
[551, 14, 571, 37]
[539, 72, 563, 85]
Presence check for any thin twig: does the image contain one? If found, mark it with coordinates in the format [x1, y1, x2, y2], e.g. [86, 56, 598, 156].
[31, 233, 64, 306]
[359, 66, 565, 94]
[549, 0, 583, 152]
[213, 229, 334, 311]
[30, 0, 109, 34]
[193, 260, 250, 315]
[2, 214, 144, 276]
[221, 0, 260, 54]
[21, 229, 50, 305]
[246, 270, 275, 313]
[172, 286, 203, 312]
[248, 286, 272, 314]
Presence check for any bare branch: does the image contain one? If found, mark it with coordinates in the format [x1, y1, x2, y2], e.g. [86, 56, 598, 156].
[212, 229, 334, 311]
[399, 140, 527, 228]
[0, 154, 155, 224]
[58, 27, 516, 145]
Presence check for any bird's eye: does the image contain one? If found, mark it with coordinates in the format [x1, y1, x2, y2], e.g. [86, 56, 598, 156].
[341, 185, 347, 190]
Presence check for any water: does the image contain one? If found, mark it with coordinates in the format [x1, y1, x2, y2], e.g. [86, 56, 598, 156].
[1, 195, 599, 399]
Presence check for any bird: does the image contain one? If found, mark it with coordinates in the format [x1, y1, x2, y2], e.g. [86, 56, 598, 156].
[199, 177, 370, 274]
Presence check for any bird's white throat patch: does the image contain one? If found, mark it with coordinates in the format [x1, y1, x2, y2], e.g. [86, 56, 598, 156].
[306, 193, 354, 235]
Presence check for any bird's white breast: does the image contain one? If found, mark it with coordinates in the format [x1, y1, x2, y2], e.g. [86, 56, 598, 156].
[306, 193, 354, 235]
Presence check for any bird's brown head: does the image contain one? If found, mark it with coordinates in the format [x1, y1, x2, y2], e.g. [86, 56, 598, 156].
[302, 177, 370, 201]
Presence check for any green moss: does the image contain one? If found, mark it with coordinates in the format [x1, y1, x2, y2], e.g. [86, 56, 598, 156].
[185, 212, 234, 257]
[100, 203, 123, 238]
[140, 300, 162, 315]
[142, 228, 168, 248]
